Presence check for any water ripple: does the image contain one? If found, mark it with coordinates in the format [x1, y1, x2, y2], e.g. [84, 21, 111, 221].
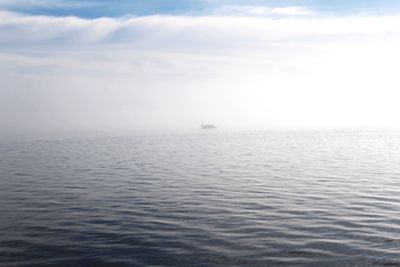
[1, 130, 400, 266]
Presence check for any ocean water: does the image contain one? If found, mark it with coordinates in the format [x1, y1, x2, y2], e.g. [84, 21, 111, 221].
[1, 130, 400, 266]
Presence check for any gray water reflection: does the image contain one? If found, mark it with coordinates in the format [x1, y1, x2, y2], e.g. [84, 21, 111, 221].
[1, 130, 400, 266]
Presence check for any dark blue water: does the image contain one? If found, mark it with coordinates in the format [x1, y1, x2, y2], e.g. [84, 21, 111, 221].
[1, 130, 400, 266]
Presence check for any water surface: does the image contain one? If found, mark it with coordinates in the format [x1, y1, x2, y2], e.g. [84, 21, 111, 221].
[1, 130, 400, 266]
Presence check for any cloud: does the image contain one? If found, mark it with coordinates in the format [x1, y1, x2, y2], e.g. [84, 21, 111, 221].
[212, 5, 312, 16]
[2, 11, 400, 49]
[2, 9, 400, 133]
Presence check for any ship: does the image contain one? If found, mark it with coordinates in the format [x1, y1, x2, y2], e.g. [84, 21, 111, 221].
[201, 122, 216, 129]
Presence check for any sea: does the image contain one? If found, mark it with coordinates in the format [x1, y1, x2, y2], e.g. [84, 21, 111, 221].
[1, 130, 400, 266]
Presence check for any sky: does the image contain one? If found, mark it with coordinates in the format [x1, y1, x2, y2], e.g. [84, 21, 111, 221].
[2, 0, 400, 135]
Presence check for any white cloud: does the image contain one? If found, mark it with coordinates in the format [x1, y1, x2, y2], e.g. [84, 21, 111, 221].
[2, 10, 400, 133]
[213, 5, 312, 16]
[2, 11, 400, 49]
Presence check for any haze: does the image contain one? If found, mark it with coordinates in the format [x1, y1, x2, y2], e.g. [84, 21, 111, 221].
[2, 0, 400, 136]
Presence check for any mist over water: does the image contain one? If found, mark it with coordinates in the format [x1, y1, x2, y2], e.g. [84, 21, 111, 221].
[3, 1, 400, 266]
[1, 130, 400, 266]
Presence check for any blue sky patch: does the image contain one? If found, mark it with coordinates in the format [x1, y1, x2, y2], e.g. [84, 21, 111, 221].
[3, 0, 400, 17]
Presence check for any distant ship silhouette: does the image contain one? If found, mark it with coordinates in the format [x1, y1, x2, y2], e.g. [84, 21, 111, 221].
[201, 122, 216, 129]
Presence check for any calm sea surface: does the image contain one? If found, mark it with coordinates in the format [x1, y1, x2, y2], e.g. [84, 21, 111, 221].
[1, 130, 400, 266]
